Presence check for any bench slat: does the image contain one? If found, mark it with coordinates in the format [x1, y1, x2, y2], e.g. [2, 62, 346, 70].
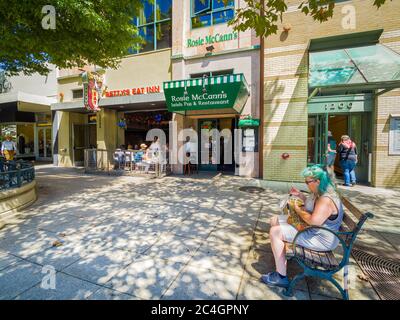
[310, 250, 322, 265]
[342, 212, 357, 231]
[325, 251, 339, 268]
[341, 196, 363, 220]
[317, 252, 332, 269]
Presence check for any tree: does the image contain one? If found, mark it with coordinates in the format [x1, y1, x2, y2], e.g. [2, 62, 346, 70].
[225, 0, 391, 38]
[0, 0, 146, 76]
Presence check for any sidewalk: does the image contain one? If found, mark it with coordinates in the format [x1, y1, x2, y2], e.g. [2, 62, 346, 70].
[0, 165, 394, 300]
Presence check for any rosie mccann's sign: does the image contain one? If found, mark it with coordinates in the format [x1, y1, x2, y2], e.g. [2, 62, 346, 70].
[163, 74, 249, 113]
[187, 31, 238, 48]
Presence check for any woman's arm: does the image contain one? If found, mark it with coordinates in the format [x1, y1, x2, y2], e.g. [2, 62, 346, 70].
[294, 197, 333, 226]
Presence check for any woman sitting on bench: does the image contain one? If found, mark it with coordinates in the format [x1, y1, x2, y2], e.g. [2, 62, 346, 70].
[262, 165, 344, 288]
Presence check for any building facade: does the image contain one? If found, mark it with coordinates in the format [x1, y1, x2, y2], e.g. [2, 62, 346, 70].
[263, 0, 400, 187]
[165, 0, 261, 177]
[52, 0, 262, 178]
[52, 1, 173, 167]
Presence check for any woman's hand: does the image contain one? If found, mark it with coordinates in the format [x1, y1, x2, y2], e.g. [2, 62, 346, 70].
[293, 201, 303, 214]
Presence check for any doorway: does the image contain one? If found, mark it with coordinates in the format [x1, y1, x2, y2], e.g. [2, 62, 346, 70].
[308, 113, 372, 183]
[198, 118, 236, 173]
[72, 124, 97, 166]
[37, 126, 52, 161]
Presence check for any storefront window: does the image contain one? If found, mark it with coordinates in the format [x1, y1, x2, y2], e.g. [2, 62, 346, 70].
[191, 0, 234, 29]
[0, 124, 35, 158]
[131, 0, 172, 54]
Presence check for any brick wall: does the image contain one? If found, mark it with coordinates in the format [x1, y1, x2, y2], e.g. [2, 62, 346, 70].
[263, 0, 400, 187]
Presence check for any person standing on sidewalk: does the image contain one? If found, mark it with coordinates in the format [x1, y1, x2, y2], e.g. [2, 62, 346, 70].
[338, 135, 357, 187]
[1, 135, 17, 161]
[326, 131, 337, 178]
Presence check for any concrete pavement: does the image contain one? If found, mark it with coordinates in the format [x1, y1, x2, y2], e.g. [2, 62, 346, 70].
[0, 164, 389, 300]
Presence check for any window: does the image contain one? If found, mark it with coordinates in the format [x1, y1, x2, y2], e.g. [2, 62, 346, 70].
[190, 69, 234, 79]
[130, 0, 172, 54]
[389, 116, 400, 155]
[191, 0, 235, 29]
[72, 89, 83, 100]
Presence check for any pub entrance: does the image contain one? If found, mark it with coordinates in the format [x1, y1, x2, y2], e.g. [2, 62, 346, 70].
[198, 118, 236, 173]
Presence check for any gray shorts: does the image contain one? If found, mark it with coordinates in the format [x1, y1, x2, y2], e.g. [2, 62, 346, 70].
[278, 215, 339, 252]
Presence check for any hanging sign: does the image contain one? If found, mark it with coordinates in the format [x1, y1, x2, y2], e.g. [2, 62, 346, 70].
[82, 71, 105, 112]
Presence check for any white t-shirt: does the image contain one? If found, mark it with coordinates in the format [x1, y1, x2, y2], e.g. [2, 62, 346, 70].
[1, 140, 16, 152]
[184, 142, 196, 153]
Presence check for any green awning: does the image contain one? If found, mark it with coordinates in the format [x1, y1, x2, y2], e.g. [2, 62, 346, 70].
[163, 73, 250, 113]
[309, 44, 400, 91]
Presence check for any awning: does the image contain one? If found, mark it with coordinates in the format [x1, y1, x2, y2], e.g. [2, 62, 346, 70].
[309, 44, 400, 93]
[51, 92, 166, 113]
[163, 73, 250, 113]
[0, 91, 55, 112]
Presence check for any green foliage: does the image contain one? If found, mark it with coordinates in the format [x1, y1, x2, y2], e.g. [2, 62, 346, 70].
[0, 0, 144, 75]
[224, 0, 391, 38]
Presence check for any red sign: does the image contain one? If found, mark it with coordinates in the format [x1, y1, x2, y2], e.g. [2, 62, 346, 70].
[105, 85, 161, 98]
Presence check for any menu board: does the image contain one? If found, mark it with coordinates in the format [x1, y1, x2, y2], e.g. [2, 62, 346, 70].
[242, 128, 258, 152]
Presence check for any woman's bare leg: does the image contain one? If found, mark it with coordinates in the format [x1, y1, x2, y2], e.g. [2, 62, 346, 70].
[270, 215, 279, 227]
[269, 225, 287, 276]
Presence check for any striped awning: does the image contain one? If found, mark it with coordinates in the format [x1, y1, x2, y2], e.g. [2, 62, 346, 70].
[163, 73, 250, 113]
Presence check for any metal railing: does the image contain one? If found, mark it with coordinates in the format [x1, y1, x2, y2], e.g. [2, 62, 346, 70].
[0, 160, 35, 191]
[84, 148, 171, 177]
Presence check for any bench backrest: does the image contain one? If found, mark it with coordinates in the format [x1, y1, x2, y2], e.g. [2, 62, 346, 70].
[339, 195, 374, 247]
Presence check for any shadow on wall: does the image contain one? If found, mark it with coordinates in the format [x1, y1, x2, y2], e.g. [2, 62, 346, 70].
[263, 51, 309, 182]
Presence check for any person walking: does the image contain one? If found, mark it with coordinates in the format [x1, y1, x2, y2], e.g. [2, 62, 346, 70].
[338, 135, 357, 187]
[326, 131, 337, 177]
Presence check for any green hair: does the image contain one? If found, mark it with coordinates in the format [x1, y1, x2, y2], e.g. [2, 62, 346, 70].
[301, 164, 335, 194]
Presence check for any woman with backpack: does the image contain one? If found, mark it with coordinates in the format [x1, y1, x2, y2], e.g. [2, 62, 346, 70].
[338, 135, 357, 187]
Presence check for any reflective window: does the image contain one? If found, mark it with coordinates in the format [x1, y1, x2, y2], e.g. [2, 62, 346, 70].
[130, 0, 172, 54]
[156, 21, 172, 50]
[191, 0, 235, 29]
[139, 25, 155, 53]
[138, 0, 154, 25]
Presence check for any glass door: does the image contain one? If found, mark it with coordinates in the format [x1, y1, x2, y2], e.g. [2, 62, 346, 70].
[308, 114, 328, 165]
[37, 127, 52, 161]
[199, 119, 218, 171]
[73, 124, 87, 166]
[349, 113, 371, 183]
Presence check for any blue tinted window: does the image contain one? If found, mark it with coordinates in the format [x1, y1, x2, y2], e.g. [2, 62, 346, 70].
[192, 13, 212, 29]
[213, 0, 234, 10]
[131, 0, 172, 54]
[212, 9, 234, 25]
[156, 0, 172, 21]
[138, 0, 154, 25]
[193, 0, 211, 14]
[191, 0, 234, 29]
[138, 25, 155, 53]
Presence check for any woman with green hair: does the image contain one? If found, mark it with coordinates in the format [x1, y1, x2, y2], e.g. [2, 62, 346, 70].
[261, 165, 344, 288]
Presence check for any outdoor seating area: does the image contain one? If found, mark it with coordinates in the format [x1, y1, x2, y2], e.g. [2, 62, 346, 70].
[84, 148, 171, 177]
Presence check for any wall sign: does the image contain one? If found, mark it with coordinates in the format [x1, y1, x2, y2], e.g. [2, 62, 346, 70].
[187, 32, 238, 48]
[105, 85, 161, 98]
